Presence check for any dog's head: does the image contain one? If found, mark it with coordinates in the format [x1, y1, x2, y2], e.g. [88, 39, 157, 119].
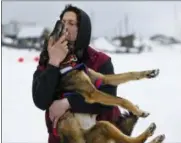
[39, 5, 91, 68]
[50, 20, 78, 68]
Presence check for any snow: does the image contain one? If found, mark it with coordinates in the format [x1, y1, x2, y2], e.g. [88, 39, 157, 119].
[2, 44, 181, 142]
[91, 37, 120, 52]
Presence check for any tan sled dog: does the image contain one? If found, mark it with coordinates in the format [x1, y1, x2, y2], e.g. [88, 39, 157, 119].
[47, 21, 165, 143]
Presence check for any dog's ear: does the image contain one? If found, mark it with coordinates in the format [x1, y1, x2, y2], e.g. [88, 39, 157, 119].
[51, 20, 65, 42]
[38, 20, 62, 67]
[50, 20, 61, 40]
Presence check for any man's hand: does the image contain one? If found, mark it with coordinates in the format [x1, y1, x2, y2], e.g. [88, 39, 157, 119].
[49, 98, 70, 128]
[48, 33, 69, 67]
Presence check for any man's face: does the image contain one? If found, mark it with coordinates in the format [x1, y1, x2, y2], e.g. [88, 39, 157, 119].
[61, 11, 78, 42]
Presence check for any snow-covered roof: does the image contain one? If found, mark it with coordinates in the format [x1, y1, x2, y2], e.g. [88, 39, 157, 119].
[17, 26, 45, 38]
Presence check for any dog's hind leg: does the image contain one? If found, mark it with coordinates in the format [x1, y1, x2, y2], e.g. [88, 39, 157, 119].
[88, 68, 159, 86]
[148, 134, 165, 143]
[86, 121, 156, 143]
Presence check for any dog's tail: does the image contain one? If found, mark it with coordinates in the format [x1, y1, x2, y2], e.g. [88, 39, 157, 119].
[115, 111, 139, 136]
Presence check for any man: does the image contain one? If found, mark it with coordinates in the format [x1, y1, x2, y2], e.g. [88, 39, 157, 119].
[32, 4, 136, 143]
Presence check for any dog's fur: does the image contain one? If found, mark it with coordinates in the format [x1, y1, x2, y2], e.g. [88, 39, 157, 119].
[46, 27, 166, 143]
[56, 65, 165, 143]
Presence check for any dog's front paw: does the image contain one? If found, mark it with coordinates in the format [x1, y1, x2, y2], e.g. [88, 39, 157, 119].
[140, 111, 150, 118]
[146, 69, 160, 78]
[134, 110, 150, 118]
[136, 111, 150, 118]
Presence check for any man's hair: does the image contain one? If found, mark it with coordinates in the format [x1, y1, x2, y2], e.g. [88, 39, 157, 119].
[59, 4, 81, 27]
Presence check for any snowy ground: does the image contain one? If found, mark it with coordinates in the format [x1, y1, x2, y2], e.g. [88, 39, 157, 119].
[2, 46, 181, 142]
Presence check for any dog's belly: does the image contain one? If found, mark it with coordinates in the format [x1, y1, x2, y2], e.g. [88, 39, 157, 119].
[74, 113, 116, 143]
[74, 113, 97, 130]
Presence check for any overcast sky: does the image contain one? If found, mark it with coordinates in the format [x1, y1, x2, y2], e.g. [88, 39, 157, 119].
[2, 1, 181, 38]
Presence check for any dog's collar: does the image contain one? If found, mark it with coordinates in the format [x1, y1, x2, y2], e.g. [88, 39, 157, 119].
[59, 54, 78, 69]
[61, 54, 78, 66]
[59, 66, 73, 74]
